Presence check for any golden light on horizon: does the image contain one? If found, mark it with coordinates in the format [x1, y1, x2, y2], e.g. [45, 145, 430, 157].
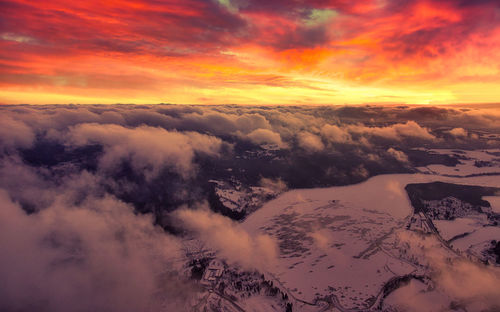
[1, 0, 499, 105]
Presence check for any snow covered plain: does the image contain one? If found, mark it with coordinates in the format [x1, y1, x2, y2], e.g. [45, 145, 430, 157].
[483, 196, 500, 213]
[186, 149, 500, 311]
[434, 216, 488, 241]
[416, 149, 500, 177]
[241, 168, 500, 309]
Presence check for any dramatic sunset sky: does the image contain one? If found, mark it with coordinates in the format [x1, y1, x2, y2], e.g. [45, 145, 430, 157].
[1, 0, 499, 104]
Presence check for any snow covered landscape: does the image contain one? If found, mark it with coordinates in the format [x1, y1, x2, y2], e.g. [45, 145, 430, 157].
[186, 149, 500, 311]
[416, 149, 500, 177]
[238, 174, 499, 310]
[2, 104, 500, 312]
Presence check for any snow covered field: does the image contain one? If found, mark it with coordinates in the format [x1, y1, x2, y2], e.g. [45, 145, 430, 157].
[483, 196, 500, 213]
[185, 149, 500, 311]
[434, 216, 488, 241]
[241, 171, 500, 309]
[451, 227, 500, 253]
[417, 149, 500, 176]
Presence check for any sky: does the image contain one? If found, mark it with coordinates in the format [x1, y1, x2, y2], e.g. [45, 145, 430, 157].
[1, 0, 500, 105]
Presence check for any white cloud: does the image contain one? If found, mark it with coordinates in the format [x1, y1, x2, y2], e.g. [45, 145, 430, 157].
[64, 123, 226, 179]
[387, 147, 409, 163]
[0, 190, 185, 312]
[259, 177, 287, 192]
[174, 207, 278, 270]
[393, 231, 500, 311]
[447, 127, 468, 138]
[320, 124, 352, 143]
[0, 115, 35, 150]
[348, 121, 436, 141]
[246, 128, 286, 148]
[297, 131, 325, 152]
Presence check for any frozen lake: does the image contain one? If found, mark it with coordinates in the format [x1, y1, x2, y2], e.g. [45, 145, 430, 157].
[242, 171, 500, 308]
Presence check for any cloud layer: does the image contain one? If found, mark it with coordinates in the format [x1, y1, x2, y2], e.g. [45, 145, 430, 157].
[0, 104, 499, 311]
[0, 186, 184, 312]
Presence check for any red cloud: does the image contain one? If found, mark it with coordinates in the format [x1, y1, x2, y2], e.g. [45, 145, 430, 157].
[1, 0, 499, 103]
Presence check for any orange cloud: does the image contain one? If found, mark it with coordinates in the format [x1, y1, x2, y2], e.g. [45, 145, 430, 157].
[1, 0, 499, 104]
